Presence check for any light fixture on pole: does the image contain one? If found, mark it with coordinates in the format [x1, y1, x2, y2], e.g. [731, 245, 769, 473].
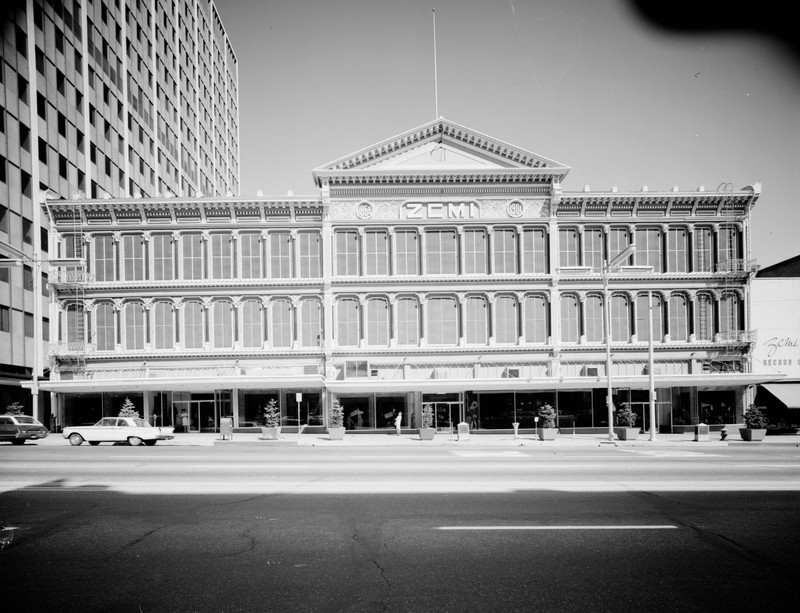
[603, 243, 636, 442]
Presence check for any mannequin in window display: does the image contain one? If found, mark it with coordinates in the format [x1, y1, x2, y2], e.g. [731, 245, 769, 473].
[394, 411, 402, 435]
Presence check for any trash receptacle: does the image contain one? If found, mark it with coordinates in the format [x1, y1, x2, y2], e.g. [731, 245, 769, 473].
[457, 422, 470, 441]
[694, 423, 709, 442]
[220, 417, 233, 440]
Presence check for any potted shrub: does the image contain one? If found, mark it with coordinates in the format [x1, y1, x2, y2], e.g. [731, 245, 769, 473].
[118, 397, 140, 419]
[740, 405, 767, 441]
[328, 398, 345, 440]
[614, 404, 640, 441]
[260, 398, 281, 440]
[536, 403, 559, 441]
[419, 404, 435, 440]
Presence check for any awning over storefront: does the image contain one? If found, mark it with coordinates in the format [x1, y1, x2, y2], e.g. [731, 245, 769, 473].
[25, 375, 325, 394]
[762, 383, 800, 409]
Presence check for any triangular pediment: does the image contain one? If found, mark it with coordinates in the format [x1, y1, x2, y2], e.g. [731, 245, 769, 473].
[312, 118, 570, 185]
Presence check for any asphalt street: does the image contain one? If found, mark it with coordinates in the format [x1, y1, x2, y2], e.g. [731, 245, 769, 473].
[1, 443, 799, 612]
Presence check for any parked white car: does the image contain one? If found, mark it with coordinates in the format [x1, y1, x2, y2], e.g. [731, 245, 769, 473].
[63, 417, 174, 446]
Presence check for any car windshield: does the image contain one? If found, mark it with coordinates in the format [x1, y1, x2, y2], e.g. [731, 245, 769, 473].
[16, 416, 41, 425]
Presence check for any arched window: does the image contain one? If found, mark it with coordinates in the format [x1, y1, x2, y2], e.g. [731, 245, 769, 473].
[182, 234, 203, 280]
[366, 298, 389, 346]
[95, 302, 115, 350]
[65, 302, 85, 345]
[395, 231, 419, 276]
[183, 301, 204, 349]
[241, 299, 263, 348]
[240, 232, 262, 279]
[212, 301, 234, 349]
[124, 302, 145, 350]
[336, 298, 360, 346]
[464, 229, 487, 274]
[465, 296, 488, 345]
[396, 297, 419, 345]
[122, 234, 145, 281]
[271, 299, 293, 348]
[335, 230, 359, 276]
[695, 293, 714, 341]
[300, 299, 322, 347]
[270, 232, 292, 279]
[298, 232, 321, 278]
[560, 294, 579, 343]
[93, 235, 115, 282]
[427, 297, 459, 345]
[635, 228, 662, 272]
[637, 293, 663, 343]
[720, 293, 740, 333]
[558, 228, 579, 267]
[493, 229, 517, 274]
[694, 227, 714, 272]
[584, 228, 604, 270]
[667, 227, 688, 273]
[522, 227, 548, 274]
[524, 295, 548, 344]
[585, 294, 604, 343]
[426, 230, 458, 274]
[153, 301, 174, 350]
[611, 294, 630, 342]
[669, 294, 688, 342]
[495, 296, 518, 344]
[152, 233, 174, 281]
[364, 230, 389, 276]
[718, 226, 740, 268]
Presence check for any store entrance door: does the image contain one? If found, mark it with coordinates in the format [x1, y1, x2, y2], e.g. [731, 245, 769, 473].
[173, 399, 217, 432]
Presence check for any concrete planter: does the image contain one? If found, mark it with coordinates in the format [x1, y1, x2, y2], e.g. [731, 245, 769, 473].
[328, 427, 346, 440]
[260, 426, 281, 440]
[739, 428, 767, 441]
[419, 427, 435, 441]
[537, 427, 559, 441]
[614, 427, 640, 441]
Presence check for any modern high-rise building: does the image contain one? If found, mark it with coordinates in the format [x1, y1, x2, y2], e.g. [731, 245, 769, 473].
[1, 0, 239, 421]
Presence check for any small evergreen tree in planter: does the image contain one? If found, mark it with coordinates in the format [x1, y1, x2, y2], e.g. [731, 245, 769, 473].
[419, 403, 435, 440]
[536, 403, 559, 440]
[614, 404, 640, 441]
[260, 398, 281, 440]
[740, 405, 768, 441]
[328, 398, 345, 440]
[118, 397, 139, 419]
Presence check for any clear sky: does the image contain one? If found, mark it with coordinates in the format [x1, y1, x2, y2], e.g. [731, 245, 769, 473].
[214, 0, 800, 269]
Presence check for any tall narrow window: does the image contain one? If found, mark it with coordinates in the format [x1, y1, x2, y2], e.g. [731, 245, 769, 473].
[464, 229, 487, 274]
[212, 301, 233, 348]
[395, 230, 419, 275]
[585, 295, 604, 342]
[335, 230, 359, 276]
[425, 230, 458, 274]
[122, 234, 145, 281]
[396, 298, 419, 345]
[211, 233, 233, 279]
[667, 228, 688, 273]
[152, 233, 174, 281]
[695, 293, 714, 341]
[270, 232, 292, 278]
[669, 294, 688, 342]
[718, 226, 740, 270]
[560, 295, 579, 343]
[495, 296, 518, 344]
[95, 302, 115, 350]
[241, 299, 263, 348]
[183, 301, 204, 349]
[124, 302, 145, 350]
[493, 229, 517, 274]
[465, 296, 488, 345]
[610, 294, 630, 342]
[153, 301, 174, 350]
[298, 232, 321, 278]
[558, 228, 579, 267]
[720, 293, 740, 333]
[694, 227, 714, 272]
[300, 299, 321, 347]
[336, 298, 360, 346]
[65, 302, 85, 345]
[182, 234, 203, 280]
[271, 299, 293, 348]
[584, 228, 604, 270]
[635, 228, 662, 272]
[366, 298, 389, 346]
[524, 295, 548, 344]
[522, 227, 548, 274]
[427, 297, 458, 345]
[364, 230, 389, 276]
[608, 228, 631, 265]
[93, 235, 115, 282]
[637, 293, 663, 343]
[240, 233, 262, 279]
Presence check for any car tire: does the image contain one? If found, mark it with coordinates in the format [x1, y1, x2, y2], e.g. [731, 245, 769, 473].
[89, 441, 101, 446]
[128, 436, 143, 446]
[144, 440, 157, 446]
[68, 433, 84, 446]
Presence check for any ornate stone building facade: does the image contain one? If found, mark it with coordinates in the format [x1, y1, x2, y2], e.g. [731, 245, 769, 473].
[37, 119, 776, 433]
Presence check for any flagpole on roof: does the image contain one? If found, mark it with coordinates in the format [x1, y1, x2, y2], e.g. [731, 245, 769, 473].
[433, 9, 439, 119]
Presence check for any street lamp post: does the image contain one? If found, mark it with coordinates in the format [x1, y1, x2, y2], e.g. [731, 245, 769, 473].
[648, 290, 657, 441]
[603, 243, 636, 442]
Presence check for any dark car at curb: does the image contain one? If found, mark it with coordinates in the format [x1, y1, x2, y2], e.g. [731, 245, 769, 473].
[0, 415, 50, 445]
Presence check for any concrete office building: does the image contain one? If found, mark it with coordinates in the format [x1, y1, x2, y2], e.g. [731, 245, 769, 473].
[38, 118, 781, 435]
[1, 0, 239, 421]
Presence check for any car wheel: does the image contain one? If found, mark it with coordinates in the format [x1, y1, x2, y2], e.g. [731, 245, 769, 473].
[68, 433, 84, 446]
[144, 439, 157, 446]
[128, 436, 143, 446]
[89, 441, 101, 446]
[11, 439, 25, 445]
